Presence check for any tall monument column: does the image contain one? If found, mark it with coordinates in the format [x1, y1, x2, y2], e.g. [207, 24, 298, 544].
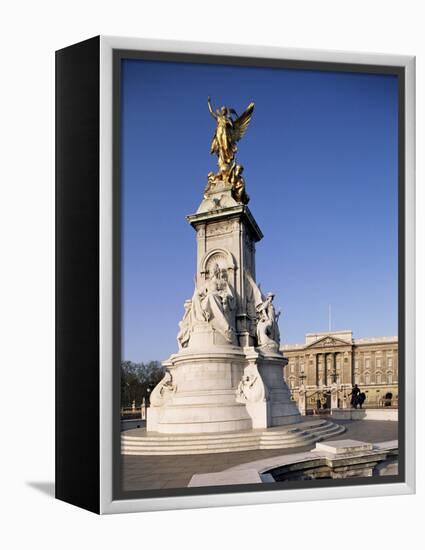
[146, 97, 301, 434]
[187, 201, 263, 348]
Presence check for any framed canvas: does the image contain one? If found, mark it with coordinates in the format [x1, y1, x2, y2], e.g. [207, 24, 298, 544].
[55, 35, 415, 514]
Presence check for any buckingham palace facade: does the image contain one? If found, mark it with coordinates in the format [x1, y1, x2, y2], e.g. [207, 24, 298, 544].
[281, 330, 398, 410]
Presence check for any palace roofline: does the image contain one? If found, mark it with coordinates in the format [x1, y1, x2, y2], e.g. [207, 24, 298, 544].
[281, 331, 398, 350]
[354, 336, 398, 345]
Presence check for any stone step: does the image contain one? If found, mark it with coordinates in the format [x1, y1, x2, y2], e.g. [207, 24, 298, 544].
[123, 433, 259, 445]
[121, 420, 345, 455]
[123, 437, 261, 449]
[121, 419, 328, 443]
[259, 427, 345, 448]
[122, 420, 333, 442]
[122, 446, 262, 456]
[122, 425, 332, 448]
[122, 430, 314, 447]
[259, 424, 339, 440]
[123, 433, 313, 449]
[121, 434, 343, 455]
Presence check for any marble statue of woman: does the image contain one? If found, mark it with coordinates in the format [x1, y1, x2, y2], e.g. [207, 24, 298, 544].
[236, 365, 266, 403]
[177, 300, 193, 349]
[190, 264, 237, 345]
[256, 292, 281, 349]
[150, 369, 176, 407]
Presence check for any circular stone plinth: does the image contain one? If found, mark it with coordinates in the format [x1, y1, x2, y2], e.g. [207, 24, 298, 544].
[121, 418, 345, 456]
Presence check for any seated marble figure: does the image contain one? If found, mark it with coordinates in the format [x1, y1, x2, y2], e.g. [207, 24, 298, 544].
[177, 264, 237, 348]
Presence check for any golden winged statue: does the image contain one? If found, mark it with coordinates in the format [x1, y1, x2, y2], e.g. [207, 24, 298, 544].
[207, 97, 254, 175]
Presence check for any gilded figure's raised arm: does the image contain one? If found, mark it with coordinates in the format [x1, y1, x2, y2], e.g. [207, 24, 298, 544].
[207, 96, 216, 119]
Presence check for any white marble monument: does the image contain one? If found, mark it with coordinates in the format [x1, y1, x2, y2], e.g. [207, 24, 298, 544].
[147, 98, 301, 434]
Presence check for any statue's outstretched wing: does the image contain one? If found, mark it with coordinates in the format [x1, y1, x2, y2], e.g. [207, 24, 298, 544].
[231, 102, 255, 142]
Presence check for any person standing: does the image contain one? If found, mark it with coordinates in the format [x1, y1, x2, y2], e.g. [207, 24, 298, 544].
[349, 384, 361, 408]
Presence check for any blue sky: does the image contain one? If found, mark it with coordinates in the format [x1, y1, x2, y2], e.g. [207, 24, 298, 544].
[121, 58, 398, 363]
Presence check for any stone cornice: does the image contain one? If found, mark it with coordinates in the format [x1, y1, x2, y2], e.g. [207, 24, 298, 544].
[187, 205, 263, 242]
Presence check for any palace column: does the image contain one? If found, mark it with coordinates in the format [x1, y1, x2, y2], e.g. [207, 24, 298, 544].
[306, 353, 315, 386]
[316, 353, 321, 386]
[342, 349, 352, 387]
[319, 353, 325, 386]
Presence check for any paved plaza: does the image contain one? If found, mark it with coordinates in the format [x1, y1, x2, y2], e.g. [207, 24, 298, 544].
[121, 418, 398, 491]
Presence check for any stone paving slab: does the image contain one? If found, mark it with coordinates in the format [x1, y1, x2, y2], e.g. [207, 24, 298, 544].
[188, 468, 262, 487]
[121, 418, 398, 492]
[314, 439, 373, 454]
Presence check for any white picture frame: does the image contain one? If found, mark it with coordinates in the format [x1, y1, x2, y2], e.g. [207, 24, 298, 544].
[56, 35, 415, 514]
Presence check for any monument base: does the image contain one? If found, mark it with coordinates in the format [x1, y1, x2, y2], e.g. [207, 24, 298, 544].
[147, 343, 302, 435]
[147, 344, 252, 434]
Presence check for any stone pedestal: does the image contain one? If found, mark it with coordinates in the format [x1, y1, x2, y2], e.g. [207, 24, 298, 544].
[298, 385, 307, 416]
[147, 345, 251, 434]
[147, 344, 301, 434]
[242, 349, 300, 427]
[330, 382, 339, 411]
[147, 182, 302, 435]
[187, 183, 263, 348]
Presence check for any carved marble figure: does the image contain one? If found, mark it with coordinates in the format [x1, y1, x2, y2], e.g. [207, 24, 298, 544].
[150, 369, 176, 407]
[179, 264, 237, 346]
[177, 300, 192, 349]
[256, 292, 281, 349]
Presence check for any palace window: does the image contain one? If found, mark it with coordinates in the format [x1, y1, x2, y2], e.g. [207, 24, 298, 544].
[376, 373, 382, 384]
[388, 372, 393, 384]
[365, 373, 371, 385]
[376, 358, 381, 368]
[365, 357, 370, 369]
[387, 357, 393, 368]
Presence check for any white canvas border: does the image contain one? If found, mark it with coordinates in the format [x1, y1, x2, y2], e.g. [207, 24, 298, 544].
[99, 36, 415, 514]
